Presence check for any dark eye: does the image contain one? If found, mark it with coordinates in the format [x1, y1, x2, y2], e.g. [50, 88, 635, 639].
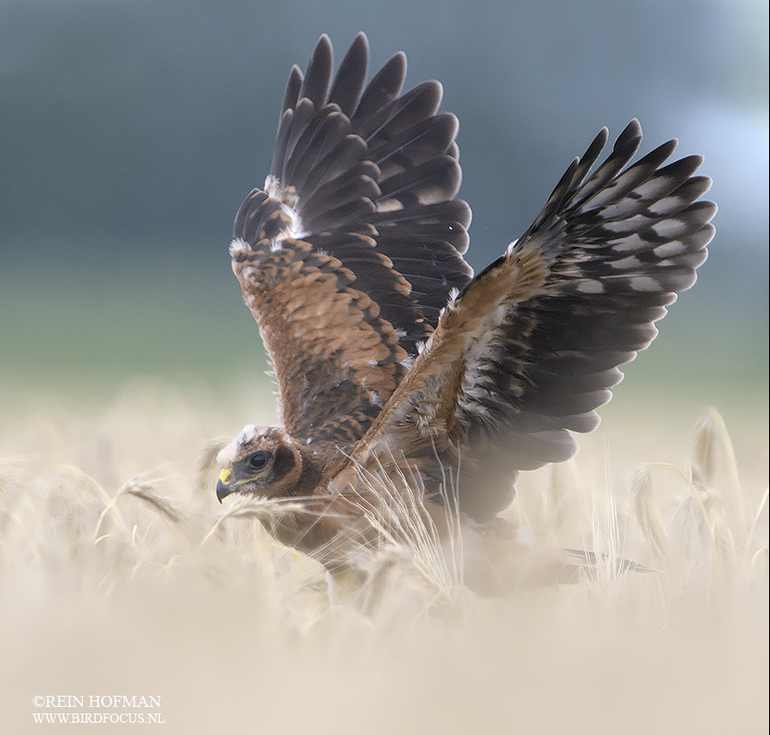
[247, 450, 271, 471]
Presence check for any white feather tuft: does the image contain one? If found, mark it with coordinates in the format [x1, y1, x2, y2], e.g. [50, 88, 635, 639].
[230, 237, 251, 254]
[216, 424, 265, 466]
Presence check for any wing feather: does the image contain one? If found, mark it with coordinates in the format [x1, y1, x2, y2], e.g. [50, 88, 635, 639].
[231, 232, 406, 445]
[327, 33, 369, 116]
[297, 34, 333, 109]
[233, 34, 472, 446]
[338, 120, 715, 521]
[351, 50, 406, 123]
[356, 81, 443, 148]
[279, 66, 304, 121]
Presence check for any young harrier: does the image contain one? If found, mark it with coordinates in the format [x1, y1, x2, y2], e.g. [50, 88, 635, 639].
[215, 34, 715, 593]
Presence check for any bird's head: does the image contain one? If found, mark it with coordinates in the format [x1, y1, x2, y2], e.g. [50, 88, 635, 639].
[215, 424, 304, 503]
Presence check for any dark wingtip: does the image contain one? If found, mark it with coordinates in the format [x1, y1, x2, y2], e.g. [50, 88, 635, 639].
[352, 31, 369, 50]
[299, 35, 334, 108]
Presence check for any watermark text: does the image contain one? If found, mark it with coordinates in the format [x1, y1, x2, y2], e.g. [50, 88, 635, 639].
[32, 695, 164, 724]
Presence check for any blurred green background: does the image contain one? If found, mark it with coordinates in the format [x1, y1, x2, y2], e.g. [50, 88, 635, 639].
[1, 0, 767, 427]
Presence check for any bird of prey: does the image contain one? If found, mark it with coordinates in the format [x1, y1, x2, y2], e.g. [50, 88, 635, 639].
[215, 33, 715, 593]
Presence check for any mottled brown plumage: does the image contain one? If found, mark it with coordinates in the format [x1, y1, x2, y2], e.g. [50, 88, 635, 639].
[215, 34, 716, 592]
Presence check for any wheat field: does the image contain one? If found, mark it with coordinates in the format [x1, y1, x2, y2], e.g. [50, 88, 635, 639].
[0, 378, 767, 734]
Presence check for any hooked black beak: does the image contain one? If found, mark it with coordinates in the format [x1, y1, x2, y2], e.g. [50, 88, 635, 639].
[216, 468, 235, 503]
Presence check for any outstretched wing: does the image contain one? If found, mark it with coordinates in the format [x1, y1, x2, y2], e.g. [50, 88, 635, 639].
[343, 120, 715, 521]
[231, 33, 472, 447]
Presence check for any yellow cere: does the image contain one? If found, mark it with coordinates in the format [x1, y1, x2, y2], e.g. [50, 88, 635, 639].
[218, 468, 232, 484]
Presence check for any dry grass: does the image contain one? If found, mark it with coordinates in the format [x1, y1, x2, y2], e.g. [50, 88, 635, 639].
[0, 379, 767, 734]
